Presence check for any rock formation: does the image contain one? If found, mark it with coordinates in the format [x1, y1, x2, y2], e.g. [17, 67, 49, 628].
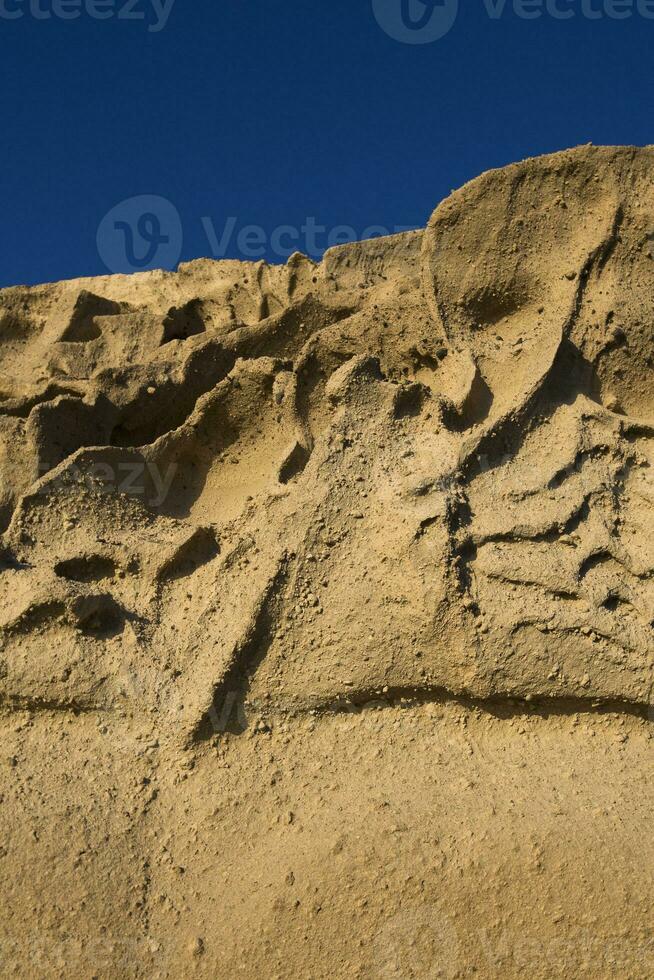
[0, 146, 652, 978]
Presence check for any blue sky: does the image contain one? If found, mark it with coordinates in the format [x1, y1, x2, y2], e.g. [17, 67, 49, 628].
[1, 0, 652, 287]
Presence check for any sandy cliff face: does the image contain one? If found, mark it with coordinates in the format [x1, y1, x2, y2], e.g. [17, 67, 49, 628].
[0, 146, 652, 978]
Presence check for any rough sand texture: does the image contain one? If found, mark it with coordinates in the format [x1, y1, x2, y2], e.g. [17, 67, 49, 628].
[0, 145, 652, 977]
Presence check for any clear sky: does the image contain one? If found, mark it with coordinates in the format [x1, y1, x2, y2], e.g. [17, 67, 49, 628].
[1, 0, 652, 287]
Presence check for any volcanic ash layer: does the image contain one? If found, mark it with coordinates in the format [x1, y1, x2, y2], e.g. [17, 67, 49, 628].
[0, 145, 652, 978]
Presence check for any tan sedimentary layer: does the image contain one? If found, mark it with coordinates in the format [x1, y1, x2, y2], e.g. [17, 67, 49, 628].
[0, 145, 652, 978]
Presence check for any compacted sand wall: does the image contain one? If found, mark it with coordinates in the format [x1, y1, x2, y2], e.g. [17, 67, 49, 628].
[0, 145, 652, 978]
